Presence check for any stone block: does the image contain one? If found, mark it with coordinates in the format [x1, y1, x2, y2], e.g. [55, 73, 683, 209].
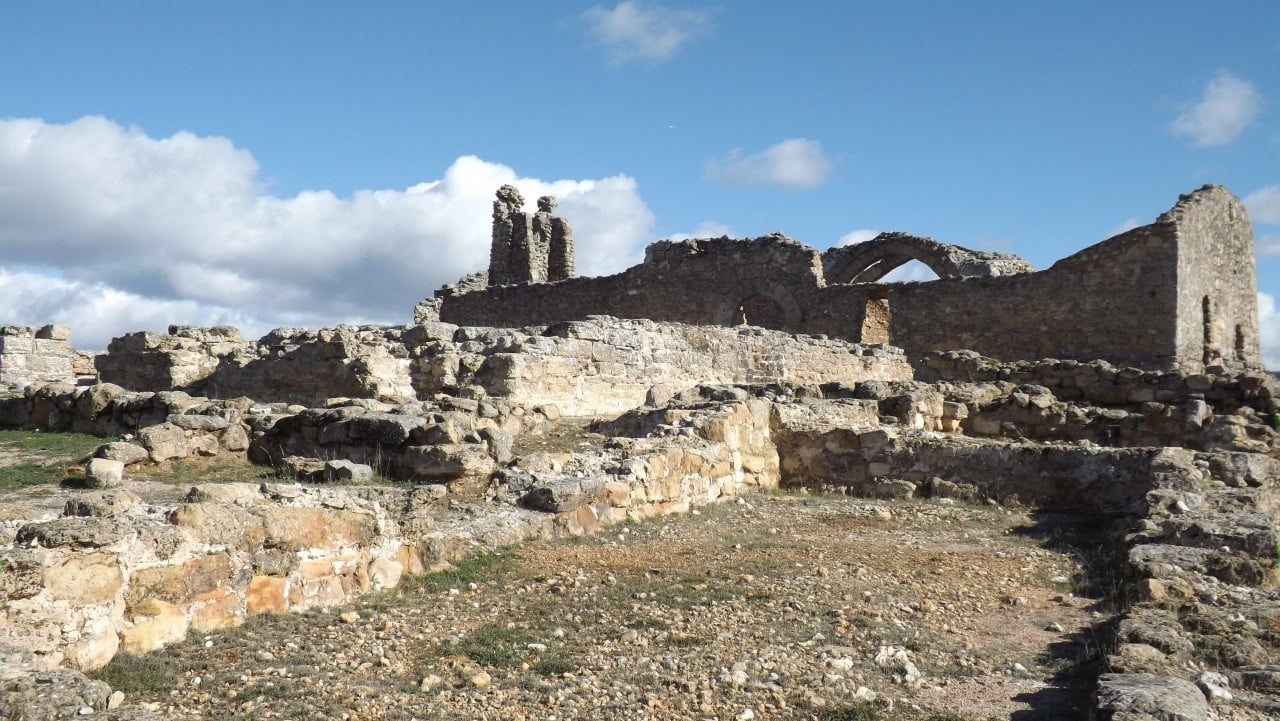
[83, 458, 124, 489]
[126, 553, 233, 609]
[43, 552, 123, 605]
[139, 423, 187, 462]
[245, 575, 288, 614]
[94, 441, 149, 466]
[256, 506, 377, 551]
[121, 600, 190, 654]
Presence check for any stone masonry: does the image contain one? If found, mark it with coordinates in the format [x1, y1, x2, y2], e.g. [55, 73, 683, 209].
[0, 325, 95, 389]
[488, 185, 575, 286]
[439, 185, 1263, 373]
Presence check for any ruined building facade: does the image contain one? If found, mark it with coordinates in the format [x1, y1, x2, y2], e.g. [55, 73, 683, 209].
[487, 185, 574, 286]
[440, 185, 1262, 373]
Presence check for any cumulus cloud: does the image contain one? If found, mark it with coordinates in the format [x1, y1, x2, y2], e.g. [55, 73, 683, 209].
[1260, 292, 1280, 370]
[667, 220, 733, 242]
[582, 1, 712, 65]
[704, 138, 834, 190]
[1244, 185, 1280, 225]
[0, 116, 655, 349]
[1171, 71, 1263, 147]
[838, 229, 879, 247]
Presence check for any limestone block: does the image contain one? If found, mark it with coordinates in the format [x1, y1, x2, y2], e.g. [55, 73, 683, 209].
[256, 506, 377, 551]
[121, 600, 190, 654]
[139, 423, 187, 462]
[167, 413, 229, 432]
[170, 502, 266, 551]
[325, 459, 374, 482]
[84, 458, 124, 488]
[1093, 673, 1210, 721]
[245, 575, 289, 614]
[405, 443, 496, 482]
[368, 558, 404, 590]
[17, 517, 129, 549]
[65, 616, 120, 671]
[188, 586, 245, 633]
[94, 441, 149, 466]
[43, 552, 123, 605]
[126, 554, 233, 609]
[63, 489, 141, 517]
[188, 434, 220, 457]
[185, 482, 261, 505]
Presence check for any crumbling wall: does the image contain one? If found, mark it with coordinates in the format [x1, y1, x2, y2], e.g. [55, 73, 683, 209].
[1168, 185, 1261, 371]
[0, 325, 94, 389]
[439, 185, 1259, 372]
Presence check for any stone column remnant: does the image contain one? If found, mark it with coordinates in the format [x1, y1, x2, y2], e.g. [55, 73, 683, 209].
[549, 212, 575, 281]
[489, 185, 525, 286]
[528, 196, 557, 283]
[488, 186, 573, 285]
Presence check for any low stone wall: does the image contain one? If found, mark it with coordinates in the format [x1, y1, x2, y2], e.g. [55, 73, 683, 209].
[92, 317, 910, 417]
[0, 325, 95, 389]
[0, 401, 778, 675]
[467, 318, 909, 416]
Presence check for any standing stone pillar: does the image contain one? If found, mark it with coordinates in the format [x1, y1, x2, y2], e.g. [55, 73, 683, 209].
[489, 185, 525, 286]
[528, 196, 557, 284]
[549, 213, 575, 282]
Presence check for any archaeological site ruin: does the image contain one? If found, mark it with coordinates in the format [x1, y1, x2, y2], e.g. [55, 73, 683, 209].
[2, 184, 1277, 719]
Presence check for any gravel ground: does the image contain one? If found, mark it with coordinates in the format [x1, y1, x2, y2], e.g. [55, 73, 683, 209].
[98, 493, 1108, 720]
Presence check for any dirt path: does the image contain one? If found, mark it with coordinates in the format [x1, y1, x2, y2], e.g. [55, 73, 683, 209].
[102, 493, 1106, 720]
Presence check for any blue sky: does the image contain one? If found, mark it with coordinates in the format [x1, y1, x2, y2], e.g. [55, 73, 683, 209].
[1, 1, 1277, 364]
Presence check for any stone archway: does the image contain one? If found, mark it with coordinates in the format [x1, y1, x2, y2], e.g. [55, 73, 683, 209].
[822, 232, 1034, 285]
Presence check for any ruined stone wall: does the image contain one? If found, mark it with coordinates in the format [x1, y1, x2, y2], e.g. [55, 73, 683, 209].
[814, 224, 1181, 368]
[1167, 186, 1261, 371]
[450, 318, 911, 417]
[438, 186, 1258, 372]
[0, 325, 93, 389]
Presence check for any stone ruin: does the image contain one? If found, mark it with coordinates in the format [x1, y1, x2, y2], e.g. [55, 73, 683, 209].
[2, 185, 1278, 720]
[487, 185, 574, 286]
[0, 325, 96, 390]
[437, 184, 1262, 375]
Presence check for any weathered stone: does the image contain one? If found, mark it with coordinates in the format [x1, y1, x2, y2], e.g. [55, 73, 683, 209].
[43, 552, 123, 605]
[325, 459, 374, 483]
[257, 506, 377, 551]
[139, 422, 187, 462]
[170, 502, 266, 551]
[94, 441, 149, 466]
[16, 517, 129, 549]
[1093, 673, 1211, 721]
[64, 489, 141, 517]
[83, 457, 124, 488]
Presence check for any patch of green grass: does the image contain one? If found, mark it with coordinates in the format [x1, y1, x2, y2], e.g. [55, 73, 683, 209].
[400, 551, 517, 595]
[420, 623, 535, 668]
[531, 654, 577, 677]
[90, 651, 181, 693]
[818, 703, 883, 721]
[0, 429, 103, 456]
[0, 462, 72, 491]
[128, 455, 273, 485]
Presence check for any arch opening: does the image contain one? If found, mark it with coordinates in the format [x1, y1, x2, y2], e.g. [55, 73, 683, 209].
[736, 294, 788, 330]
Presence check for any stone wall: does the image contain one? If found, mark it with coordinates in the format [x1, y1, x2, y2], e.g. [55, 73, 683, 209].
[0, 325, 95, 389]
[92, 317, 910, 418]
[437, 185, 1262, 372]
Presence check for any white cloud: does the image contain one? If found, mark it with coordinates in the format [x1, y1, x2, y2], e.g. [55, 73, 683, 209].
[1258, 234, 1280, 257]
[1104, 217, 1143, 239]
[704, 138, 834, 190]
[0, 116, 655, 349]
[1171, 71, 1263, 147]
[838, 229, 879, 246]
[1244, 185, 1280, 225]
[1260, 292, 1280, 370]
[667, 220, 733, 242]
[582, 1, 712, 65]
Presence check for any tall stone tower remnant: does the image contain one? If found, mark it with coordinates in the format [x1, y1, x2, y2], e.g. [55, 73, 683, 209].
[488, 186, 575, 286]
